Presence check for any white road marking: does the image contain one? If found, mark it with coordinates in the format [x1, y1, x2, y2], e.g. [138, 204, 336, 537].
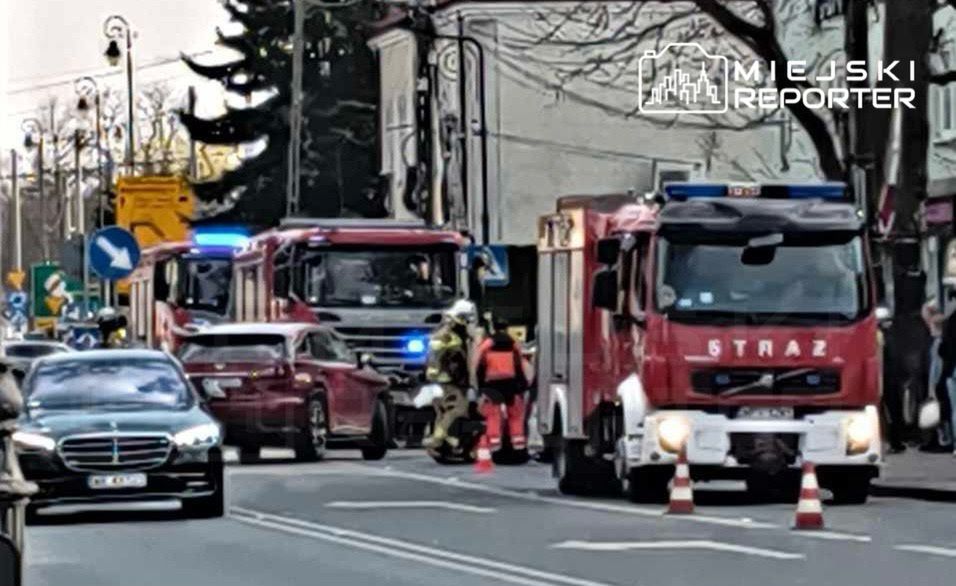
[327, 500, 496, 514]
[369, 466, 778, 529]
[553, 539, 805, 560]
[894, 544, 956, 558]
[789, 530, 871, 543]
[232, 506, 621, 586]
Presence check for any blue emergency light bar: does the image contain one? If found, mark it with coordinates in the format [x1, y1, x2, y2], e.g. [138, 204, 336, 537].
[663, 182, 848, 201]
[192, 227, 250, 249]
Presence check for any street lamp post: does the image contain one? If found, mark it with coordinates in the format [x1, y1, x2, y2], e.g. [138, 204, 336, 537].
[103, 15, 135, 174]
[20, 118, 48, 260]
[75, 76, 105, 229]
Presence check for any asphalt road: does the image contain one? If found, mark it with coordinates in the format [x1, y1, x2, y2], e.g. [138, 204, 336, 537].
[25, 449, 956, 586]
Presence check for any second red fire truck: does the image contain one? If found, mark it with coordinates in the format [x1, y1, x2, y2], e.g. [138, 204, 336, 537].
[232, 218, 467, 442]
[537, 184, 882, 503]
[128, 228, 247, 352]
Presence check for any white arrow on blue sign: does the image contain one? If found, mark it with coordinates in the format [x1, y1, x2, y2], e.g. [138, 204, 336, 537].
[88, 226, 141, 280]
[5, 291, 28, 311]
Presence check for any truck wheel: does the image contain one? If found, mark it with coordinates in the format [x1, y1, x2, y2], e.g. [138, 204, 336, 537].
[361, 400, 389, 461]
[295, 396, 328, 462]
[238, 445, 260, 465]
[622, 467, 670, 504]
[828, 472, 871, 505]
[554, 438, 590, 495]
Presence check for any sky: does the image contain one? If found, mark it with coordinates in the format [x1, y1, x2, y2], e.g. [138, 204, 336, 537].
[2, 0, 232, 150]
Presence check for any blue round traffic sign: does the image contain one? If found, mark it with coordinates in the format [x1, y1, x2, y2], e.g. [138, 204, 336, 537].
[88, 226, 141, 280]
[6, 291, 27, 311]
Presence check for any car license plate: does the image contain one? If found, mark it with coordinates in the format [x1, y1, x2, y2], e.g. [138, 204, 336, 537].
[738, 406, 795, 420]
[203, 377, 241, 395]
[88, 473, 147, 490]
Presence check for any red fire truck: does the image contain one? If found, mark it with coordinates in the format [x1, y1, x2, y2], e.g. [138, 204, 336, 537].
[537, 184, 882, 504]
[128, 228, 247, 351]
[232, 218, 467, 441]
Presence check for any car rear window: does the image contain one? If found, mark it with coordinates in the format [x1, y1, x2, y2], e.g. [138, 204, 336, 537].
[178, 334, 287, 364]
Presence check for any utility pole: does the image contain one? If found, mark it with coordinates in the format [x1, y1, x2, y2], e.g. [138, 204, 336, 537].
[843, 0, 872, 217]
[286, 0, 305, 217]
[10, 151, 22, 272]
[187, 86, 198, 180]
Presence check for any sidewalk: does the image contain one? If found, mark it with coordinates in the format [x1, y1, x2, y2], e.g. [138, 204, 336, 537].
[871, 449, 956, 501]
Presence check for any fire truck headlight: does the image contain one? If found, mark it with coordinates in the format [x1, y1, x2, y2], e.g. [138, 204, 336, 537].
[845, 407, 878, 455]
[657, 416, 691, 454]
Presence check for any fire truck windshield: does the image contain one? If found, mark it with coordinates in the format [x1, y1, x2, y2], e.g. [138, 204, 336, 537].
[178, 257, 232, 315]
[656, 233, 867, 323]
[296, 247, 457, 308]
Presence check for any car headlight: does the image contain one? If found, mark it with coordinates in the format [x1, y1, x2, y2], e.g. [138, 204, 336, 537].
[657, 416, 691, 454]
[845, 407, 878, 455]
[173, 423, 221, 449]
[13, 430, 56, 452]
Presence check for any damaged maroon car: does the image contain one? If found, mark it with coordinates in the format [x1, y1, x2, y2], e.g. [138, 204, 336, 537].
[178, 323, 390, 463]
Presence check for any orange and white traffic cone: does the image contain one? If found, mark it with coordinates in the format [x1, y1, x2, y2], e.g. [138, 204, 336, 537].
[474, 435, 494, 474]
[793, 461, 824, 530]
[667, 447, 694, 514]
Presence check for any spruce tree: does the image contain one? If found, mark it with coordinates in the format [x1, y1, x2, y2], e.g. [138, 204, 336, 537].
[180, 0, 384, 226]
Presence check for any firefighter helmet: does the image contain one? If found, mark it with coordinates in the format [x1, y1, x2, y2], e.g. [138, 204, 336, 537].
[445, 299, 477, 325]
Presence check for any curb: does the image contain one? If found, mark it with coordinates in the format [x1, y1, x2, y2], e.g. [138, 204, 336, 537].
[871, 482, 956, 503]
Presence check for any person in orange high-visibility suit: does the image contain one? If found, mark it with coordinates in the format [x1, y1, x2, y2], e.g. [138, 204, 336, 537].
[475, 318, 529, 452]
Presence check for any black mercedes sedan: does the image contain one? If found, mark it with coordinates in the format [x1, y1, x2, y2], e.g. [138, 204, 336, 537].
[14, 349, 224, 518]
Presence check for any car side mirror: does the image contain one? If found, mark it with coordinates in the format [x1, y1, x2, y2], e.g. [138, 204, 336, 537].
[592, 268, 619, 312]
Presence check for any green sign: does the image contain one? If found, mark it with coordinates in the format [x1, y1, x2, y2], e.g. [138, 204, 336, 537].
[30, 262, 84, 319]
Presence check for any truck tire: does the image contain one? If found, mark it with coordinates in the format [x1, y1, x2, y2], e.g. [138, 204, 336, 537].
[294, 395, 328, 462]
[828, 472, 871, 505]
[238, 445, 260, 465]
[554, 438, 591, 495]
[552, 422, 616, 495]
[622, 467, 671, 504]
[361, 400, 389, 461]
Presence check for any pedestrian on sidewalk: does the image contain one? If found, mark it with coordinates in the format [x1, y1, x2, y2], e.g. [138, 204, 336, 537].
[923, 297, 953, 451]
[934, 296, 956, 455]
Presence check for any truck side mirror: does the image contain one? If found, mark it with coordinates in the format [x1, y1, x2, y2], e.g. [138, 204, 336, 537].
[596, 238, 620, 265]
[592, 269, 619, 311]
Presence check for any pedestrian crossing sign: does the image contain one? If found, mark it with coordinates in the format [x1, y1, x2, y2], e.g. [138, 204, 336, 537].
[468, 245, 510, 287]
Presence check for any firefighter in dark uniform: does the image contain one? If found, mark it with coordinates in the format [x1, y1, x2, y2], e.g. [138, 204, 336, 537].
[476, 317, 529, 452]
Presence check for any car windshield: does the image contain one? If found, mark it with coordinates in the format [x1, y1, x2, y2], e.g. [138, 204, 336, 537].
[26, 357, 191, 410]
[3, 344, 65, 359]
[178, 334, 287, 363]
[295, 247, 457, 308]
[656, 233, 867, 323]
[178, 256, 232, 315]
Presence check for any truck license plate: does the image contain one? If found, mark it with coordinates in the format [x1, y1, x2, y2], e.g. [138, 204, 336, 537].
[738, 406, 794, 420]
[88, 473, 147, 490]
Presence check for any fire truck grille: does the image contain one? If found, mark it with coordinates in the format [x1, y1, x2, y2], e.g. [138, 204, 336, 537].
[58, 435, 172, 472]
[332, 326, 434, 375]
[691, 368, 840, 396]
